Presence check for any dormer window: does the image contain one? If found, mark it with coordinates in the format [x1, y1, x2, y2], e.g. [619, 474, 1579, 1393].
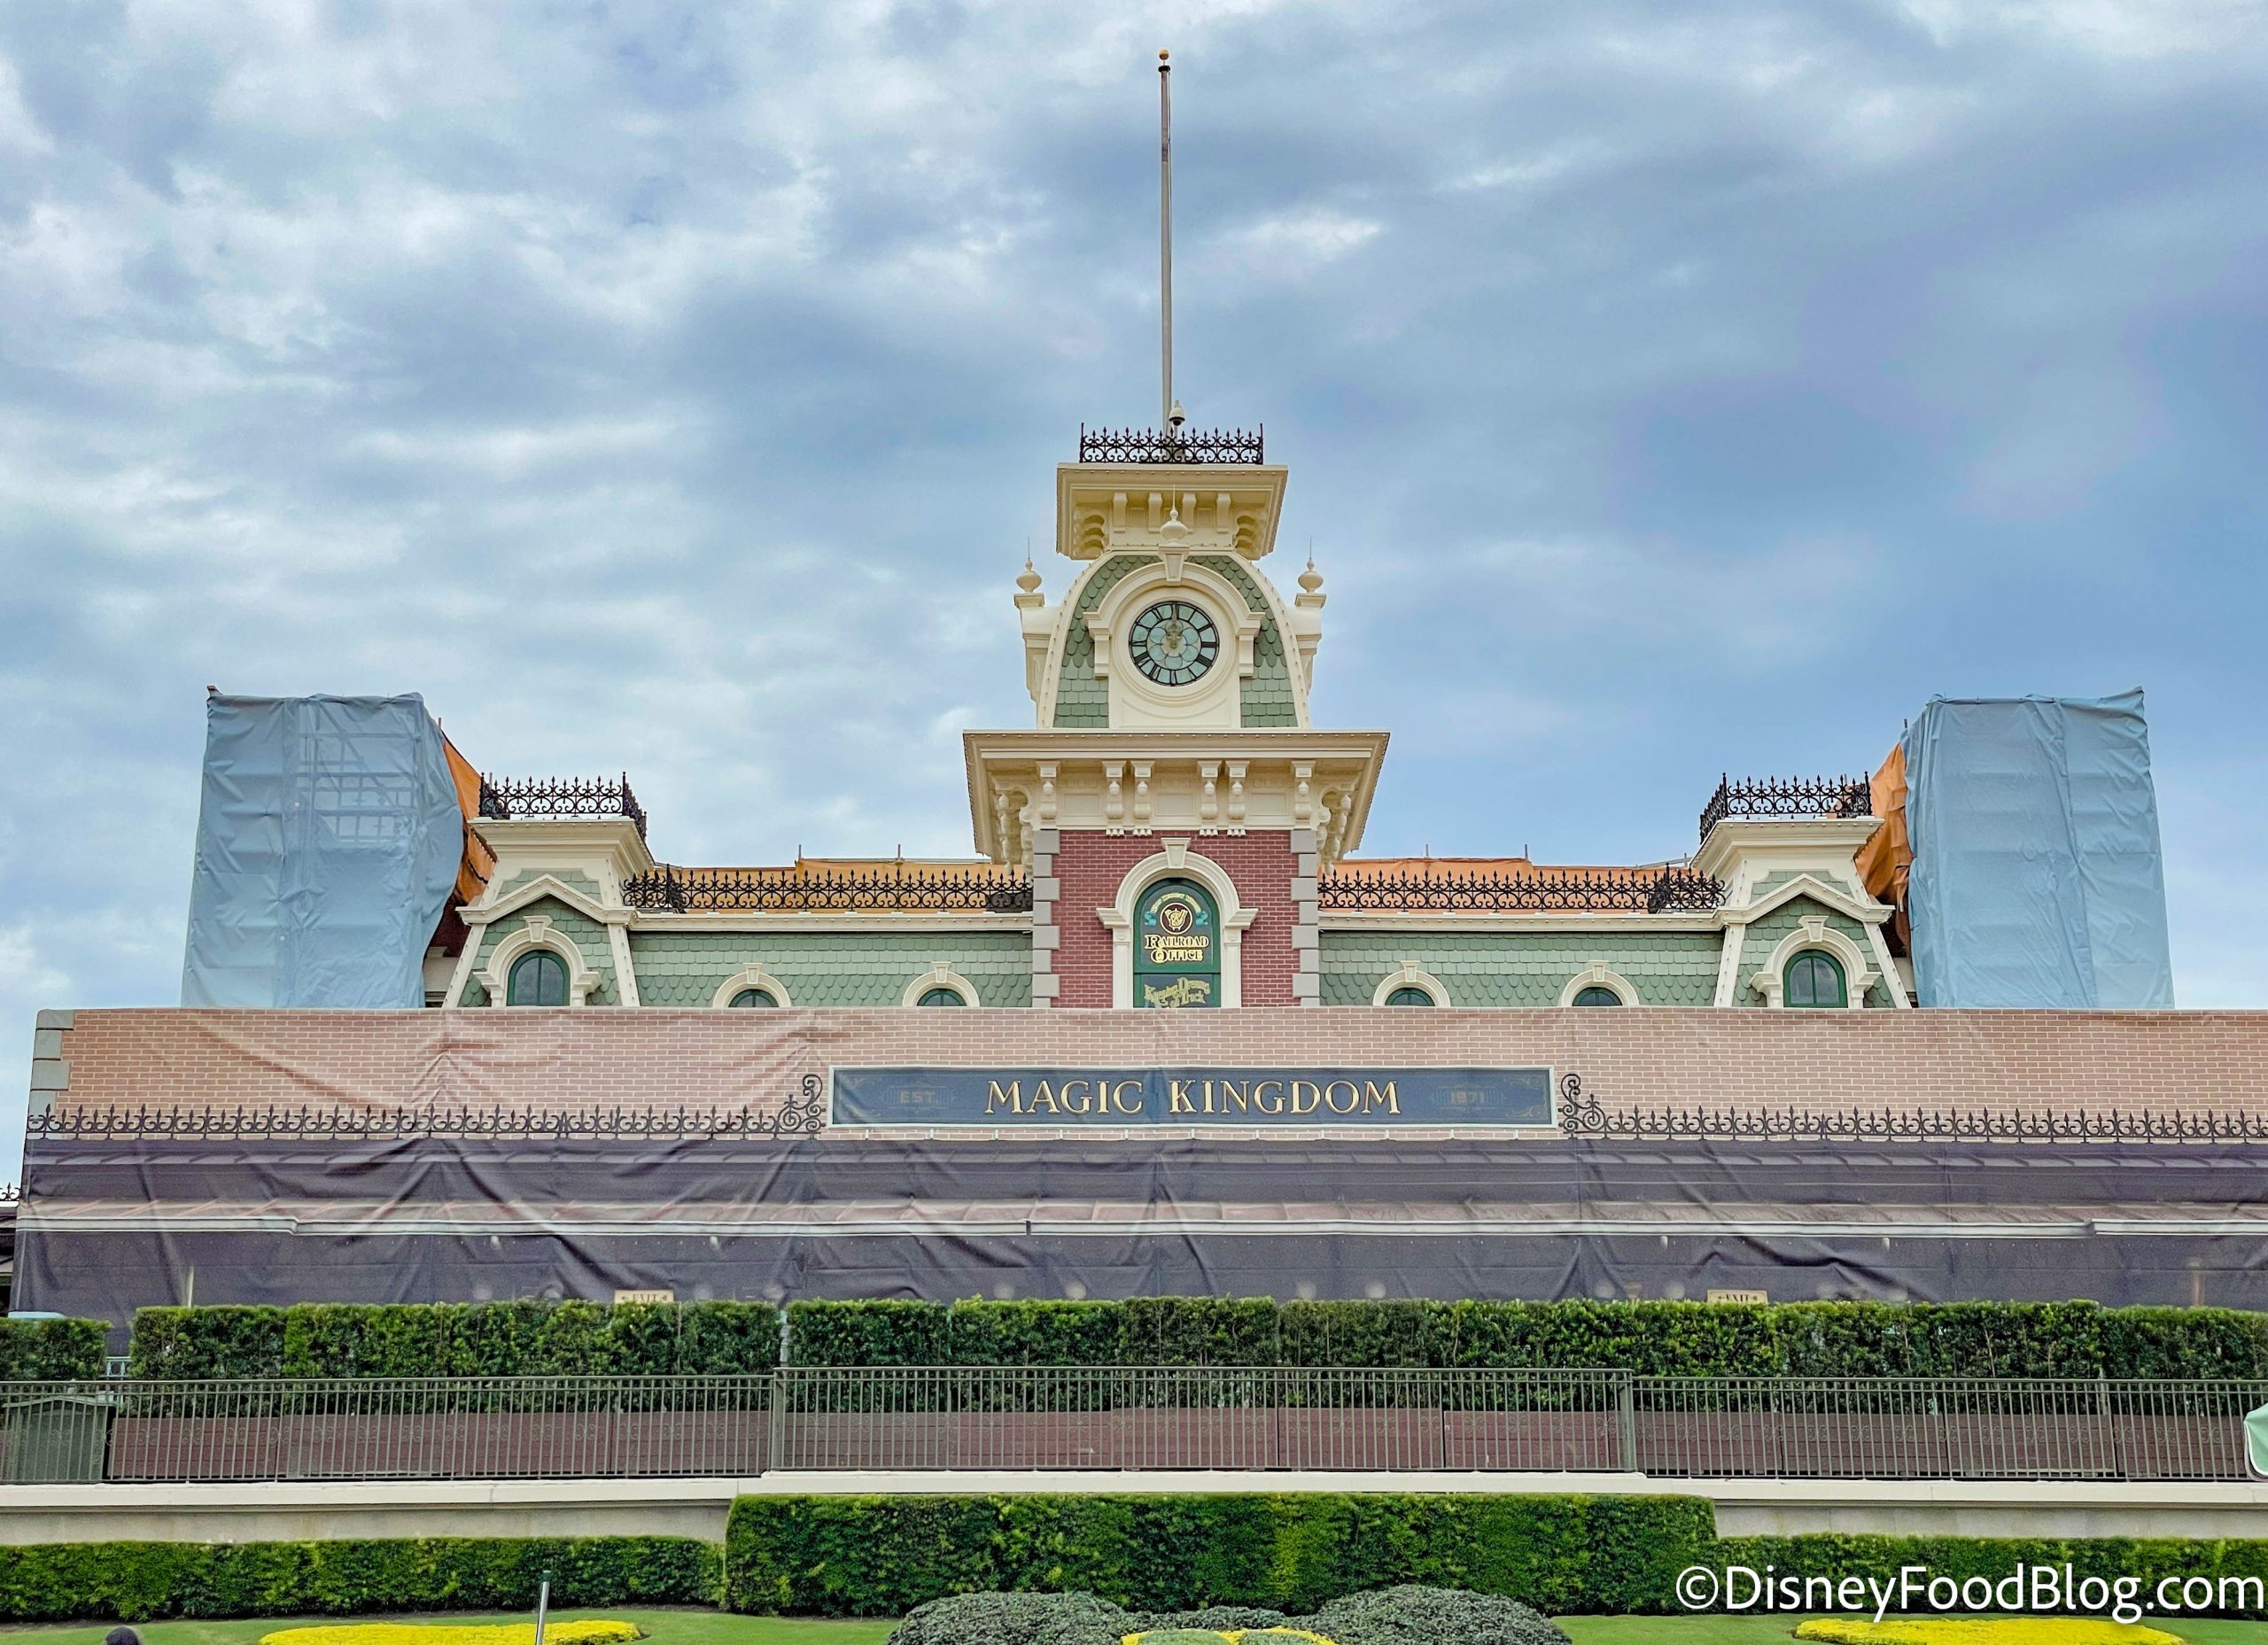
[1784, 951, 1848, 1009]
[506, 951, 569, 1006]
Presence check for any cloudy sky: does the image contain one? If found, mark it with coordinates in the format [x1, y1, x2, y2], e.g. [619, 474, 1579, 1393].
[4, 0, 2267, 1168]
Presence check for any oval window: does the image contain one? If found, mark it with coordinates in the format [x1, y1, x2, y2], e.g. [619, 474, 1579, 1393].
[1571, 985, 1623, 1007]
[916, 986, 967, 1007]
[728, 989, 778, 1008]
[1384, 986, 1435, 1006]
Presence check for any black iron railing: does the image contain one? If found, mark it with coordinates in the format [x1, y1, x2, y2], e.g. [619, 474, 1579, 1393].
[1319, 866, 1724, 914]
[478, 774, 648, 840]
[26, 1080, 827, 1143]
[1078, 423, 1264, 464]
[622, 865, 1032, 914]
[2, 1368, 2259, 1483]
[1697, 772, 1872, 842]
[1553, 1074, 2268, 1145]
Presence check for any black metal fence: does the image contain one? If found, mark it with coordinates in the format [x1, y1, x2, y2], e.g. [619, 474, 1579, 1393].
[1319, 867, 1723, 914]
[1077, 424, 1264, 464]
[4, 1370, 2258, 1485]
[1697, 773, 1874, 842]
[478, 774, 648, 840]
[620, 865, 1032, 914]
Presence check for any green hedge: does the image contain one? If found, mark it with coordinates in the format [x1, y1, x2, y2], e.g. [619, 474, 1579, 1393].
[0, 1317, 108, 1381]
[0, 1534, 719, 1623]
[121, 1297, 2268, 1381]
[722, 1493, 1716, 1618]
[127, 1300, 781, 1380]
[786, 1297, 2268, 1379]
[1717, 1533, 2268, 1618]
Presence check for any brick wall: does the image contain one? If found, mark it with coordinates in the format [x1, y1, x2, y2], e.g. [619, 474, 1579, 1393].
[34, 1005, 2268, 1128]
[1052, 831, 1300, 1008]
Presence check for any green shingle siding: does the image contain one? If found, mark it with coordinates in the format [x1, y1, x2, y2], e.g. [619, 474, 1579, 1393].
[1052, 553, 1296, 728]
[462, 896, 619, 1007]
[1053, 555, 1152, 727]
[628, 929, 1033, 1007]
[1317, 929, 1726, 1006]
[1192, 555, 1296, 728]
[1730, 896, 1891, 1007]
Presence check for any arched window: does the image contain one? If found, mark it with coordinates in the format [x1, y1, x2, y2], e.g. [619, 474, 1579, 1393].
[1384, 986, 1435, 1007]
[1571, 985, 1624, 1007]
[1784, 951, 1847, 1009]
[916, 986, 967, 1007]
[728, 989, 778, 1008]
[1133, 878, 1221, 1008]
[506, 950, 569, 1006]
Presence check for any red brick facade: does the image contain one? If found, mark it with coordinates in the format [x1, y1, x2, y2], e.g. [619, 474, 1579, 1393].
[1051, 830, 1300, 1008]
[38, 1005, 2268, 1128]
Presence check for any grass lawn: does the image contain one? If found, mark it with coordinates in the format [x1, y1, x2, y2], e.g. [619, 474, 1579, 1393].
[0, 1610, 894, 1645]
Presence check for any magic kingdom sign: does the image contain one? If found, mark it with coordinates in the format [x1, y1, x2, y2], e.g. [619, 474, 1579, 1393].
[828, 1067, 1555, 1128]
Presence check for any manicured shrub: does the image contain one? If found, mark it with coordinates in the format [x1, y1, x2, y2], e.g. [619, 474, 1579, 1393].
[726, 1494, 1715, 1618]
[123, 1296, 2268, 1382]
[131, 1300, 781, 1379]
[887, 1589, 1130, 1645]
[0, 1316, 109, 1381]
[0, 1535, 718, 1623]
[785, 1300, 947, 1367]
[1309, 1586, 1570, 1645]
[1127, 1609, 1292, 1633]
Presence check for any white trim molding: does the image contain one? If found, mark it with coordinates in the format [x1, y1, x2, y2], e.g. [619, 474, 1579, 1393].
[903, 963, 982, 1008]
[1559, 964, 1639, 1008]
[461, 873, 627, 929]
[1750, 917, 1878, 1010]
[1372, 963, 1450, 1008]
[474, 916, 602, 1007]
[711, 966, 794, 1009]
[1095, 839, 1258, 1008]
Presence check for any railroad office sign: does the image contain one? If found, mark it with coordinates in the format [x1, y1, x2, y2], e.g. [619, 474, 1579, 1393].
[829, 1067, 1555, 1128]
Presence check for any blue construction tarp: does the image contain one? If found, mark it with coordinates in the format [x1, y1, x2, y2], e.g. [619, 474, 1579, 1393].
[181, 694, 463, 1008]
[1902, 690, 2173, 1009]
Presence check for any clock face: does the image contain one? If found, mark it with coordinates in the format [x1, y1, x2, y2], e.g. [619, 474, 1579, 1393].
[1128, 599, 1220, 687]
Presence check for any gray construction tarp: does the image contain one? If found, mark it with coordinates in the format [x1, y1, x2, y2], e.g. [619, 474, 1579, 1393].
[1902, 690, 2173, 1009]
[181, 694, 462, 1008]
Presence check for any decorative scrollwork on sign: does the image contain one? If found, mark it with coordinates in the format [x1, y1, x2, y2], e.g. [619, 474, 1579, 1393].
[757, 1075, 827, 1139]
[1556, 1082, 2268, 1145]
[1556, 1073, 1604, 1137]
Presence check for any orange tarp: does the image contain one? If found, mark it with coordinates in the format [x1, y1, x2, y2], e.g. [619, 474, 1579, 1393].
[1857, 741, 1911, 912]
[441, 734, 495, 904]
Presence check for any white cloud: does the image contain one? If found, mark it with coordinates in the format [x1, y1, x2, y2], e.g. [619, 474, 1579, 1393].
[1203, 207, 1383, 280]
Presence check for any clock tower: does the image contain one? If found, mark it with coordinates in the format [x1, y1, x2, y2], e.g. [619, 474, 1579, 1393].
[963, 424, 1388, 1008]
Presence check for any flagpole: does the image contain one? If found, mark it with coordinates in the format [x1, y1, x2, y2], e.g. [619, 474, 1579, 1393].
[1159, 49, 1173, 431]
